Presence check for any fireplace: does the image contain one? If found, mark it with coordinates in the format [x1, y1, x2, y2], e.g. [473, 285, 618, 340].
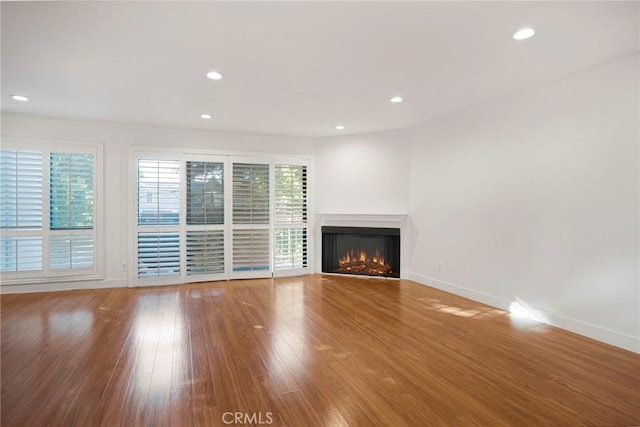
[322, 226, 400, 278]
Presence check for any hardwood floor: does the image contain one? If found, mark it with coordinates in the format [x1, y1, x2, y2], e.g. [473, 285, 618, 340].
[1, 274, 639, 426]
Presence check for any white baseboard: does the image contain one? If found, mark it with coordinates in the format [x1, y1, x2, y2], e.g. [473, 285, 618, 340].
[0, 278, 128, 294]
[408, 272, 511, 310]
[531, 307, 640, 354]
[408, 272, 640, 354]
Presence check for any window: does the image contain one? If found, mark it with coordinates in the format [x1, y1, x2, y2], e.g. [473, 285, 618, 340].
[274, 164, 308, 275]
[132, 152, 309, 286]
[0, 141, 101, 284]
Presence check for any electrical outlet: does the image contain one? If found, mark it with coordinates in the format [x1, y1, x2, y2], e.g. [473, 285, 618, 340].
[437, 263, 443, 273]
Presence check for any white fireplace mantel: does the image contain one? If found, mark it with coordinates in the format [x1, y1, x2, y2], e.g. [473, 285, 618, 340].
[315, 213, 409, 278]
[317, 213, 407, 228]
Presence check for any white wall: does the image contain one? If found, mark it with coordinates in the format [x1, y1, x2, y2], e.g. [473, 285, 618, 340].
[408, 54, 640, 352]
[314, 129, 410, 215]
[1, 114, 314, 293]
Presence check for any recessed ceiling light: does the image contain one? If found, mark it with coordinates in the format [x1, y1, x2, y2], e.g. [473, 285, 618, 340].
[10, 95, 29, 102]
[390, 96, 403, 103]
[206, 71, 223, 80]
[200, 114, 212, 119]
[336, 125, 345, 130]
[513, 28, 535, 40]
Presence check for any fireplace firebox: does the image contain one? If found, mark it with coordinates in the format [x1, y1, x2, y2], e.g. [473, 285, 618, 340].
[322, 226, 400, 278]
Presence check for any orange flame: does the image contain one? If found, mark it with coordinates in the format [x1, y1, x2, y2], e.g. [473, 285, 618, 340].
[338, 249, 389, 268]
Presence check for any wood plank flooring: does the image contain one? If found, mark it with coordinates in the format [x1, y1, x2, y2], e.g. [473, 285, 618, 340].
[1, 274, 639, 426]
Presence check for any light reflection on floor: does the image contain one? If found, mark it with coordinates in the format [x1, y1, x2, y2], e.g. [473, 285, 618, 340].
[419, 297, 504, 320]
[189, 287, 224, 299]
[4, 297, 95, 350]
[267, 281, 306, 384]
[50, 310, 93, 340]
[508, 299, 551, 331]
[131, 292, 185, 402]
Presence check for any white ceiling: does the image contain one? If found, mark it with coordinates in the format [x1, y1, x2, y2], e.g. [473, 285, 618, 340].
[2, 2, 638, 138]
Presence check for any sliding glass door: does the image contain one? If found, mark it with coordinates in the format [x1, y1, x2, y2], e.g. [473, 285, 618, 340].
[131, 151, 308, 286]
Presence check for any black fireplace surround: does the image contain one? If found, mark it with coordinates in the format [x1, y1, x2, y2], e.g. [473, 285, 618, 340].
[322, 226, 400, 278]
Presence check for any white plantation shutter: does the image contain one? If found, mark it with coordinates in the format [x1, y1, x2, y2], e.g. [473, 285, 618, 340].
[137, 232, 180, 278]
[232, 229, 270, 273]
[233, 163, 269, 224]
[131, 154, 310, 285]
[186, 231, 224, 275]
[49, 152, 95, 272]
[275, 164, 307, 224]
[184, 160, 226, 281]
[0, 143, 101, 284]
[137, 159, 180, 225]
[0, 236, 43, 272]
[0, 150, 42, 230]
[136, 159, 181, 281]
[274, 164, 308, 275]
[49, 153, 94, 230]
[0, 150, 43, 274]
[49, 235, 94, 270]
[186, 161, 224, 225]
[275, 228, 307, 270]
[231, 161, 271, 278]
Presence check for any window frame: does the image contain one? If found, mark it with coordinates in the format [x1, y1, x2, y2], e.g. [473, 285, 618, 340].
[0, 138, 103, 285]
